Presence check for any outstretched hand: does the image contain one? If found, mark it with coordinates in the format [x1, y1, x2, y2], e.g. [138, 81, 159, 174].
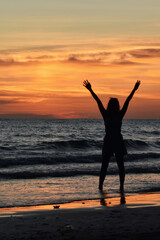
[83, 80, 92, 91]
[134, 80, 140, 91]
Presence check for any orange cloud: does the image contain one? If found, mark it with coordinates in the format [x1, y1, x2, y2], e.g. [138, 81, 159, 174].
[0, 38, 160, 118]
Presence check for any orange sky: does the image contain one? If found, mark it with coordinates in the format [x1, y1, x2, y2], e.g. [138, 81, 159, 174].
[0, 1, 160, 119]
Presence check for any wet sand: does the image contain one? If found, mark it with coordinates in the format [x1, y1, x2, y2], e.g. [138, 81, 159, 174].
[0, 192, 160, 240]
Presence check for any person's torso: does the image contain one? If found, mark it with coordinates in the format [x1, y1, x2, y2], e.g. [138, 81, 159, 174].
[104, 113, 122, 136]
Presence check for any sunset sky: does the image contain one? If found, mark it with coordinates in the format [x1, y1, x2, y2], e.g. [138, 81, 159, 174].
[0, 0, 160, 119]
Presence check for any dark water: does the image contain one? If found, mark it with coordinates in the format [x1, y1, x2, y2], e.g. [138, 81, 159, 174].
[0, 119, 160, 207]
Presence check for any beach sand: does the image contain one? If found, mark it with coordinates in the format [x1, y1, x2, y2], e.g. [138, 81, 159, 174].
[0, 192, 160, 240]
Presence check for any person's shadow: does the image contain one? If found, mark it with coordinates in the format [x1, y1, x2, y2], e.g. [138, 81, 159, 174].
[99, 190, 126, 206]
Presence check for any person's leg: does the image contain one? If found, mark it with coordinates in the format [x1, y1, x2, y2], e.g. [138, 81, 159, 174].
[99, 156, 110, 190]
[116, 156, 125, 192]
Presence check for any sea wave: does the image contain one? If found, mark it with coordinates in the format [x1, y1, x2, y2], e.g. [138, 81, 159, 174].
[139, 130, 160, 135]
[35, 139, 153, 150]
[35, 139, 102, 150]
[1, 138, 158, 153]
[0, 152, 160, 168]
[0, 166, 160, 179]
[0, 146, 17, 151]
[124, 139, 148, 148]
[0, 155, 100, 167]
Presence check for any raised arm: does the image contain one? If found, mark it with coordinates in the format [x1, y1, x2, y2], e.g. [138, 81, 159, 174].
[83, 80, 106, 118]
[120, 80, 141, 118]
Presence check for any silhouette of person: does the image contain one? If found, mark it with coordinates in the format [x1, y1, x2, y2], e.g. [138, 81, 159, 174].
[83, 80, 140, 192]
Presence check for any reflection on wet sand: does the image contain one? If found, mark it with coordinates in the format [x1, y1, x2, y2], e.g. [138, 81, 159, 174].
[1, 192, 160, 218]
[100, 190, 126, 207]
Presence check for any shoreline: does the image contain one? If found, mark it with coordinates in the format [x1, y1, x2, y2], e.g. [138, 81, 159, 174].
[0, 191, 160, 217]
[0, 192, 160, 240]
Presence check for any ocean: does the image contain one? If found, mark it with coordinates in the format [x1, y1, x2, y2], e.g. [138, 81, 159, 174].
[0, 119, 160, 208]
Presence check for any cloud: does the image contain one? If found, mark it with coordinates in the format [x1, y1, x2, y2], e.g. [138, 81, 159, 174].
[67, 56, 80, 62]
[0, 96, 35, 105]
[0, 45, 69, 54]
[0, 113, 56, 119]
[0, 90, 42, 98]
[66, 51, 111, 63]
[0, 90, 87, 104]
[128, 48, 160, 58]
[0, 46, 111, 66]
[67, 56, 102, 64]
[0, 58, 39, 66]
[0, 99, 21, 105]
[111, 53, 141, 65]
[112, 60, 140, 65]
[0, 78, 34, 87]
[26, 55, 55, 60]
[0, 55, 101, 66]
[0, 89, 50, 104]
[0, 43, 99, 55]
[1, 46, 160, 67]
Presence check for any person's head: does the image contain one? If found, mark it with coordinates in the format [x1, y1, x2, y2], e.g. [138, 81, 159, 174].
[106, 98, 120, 115]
